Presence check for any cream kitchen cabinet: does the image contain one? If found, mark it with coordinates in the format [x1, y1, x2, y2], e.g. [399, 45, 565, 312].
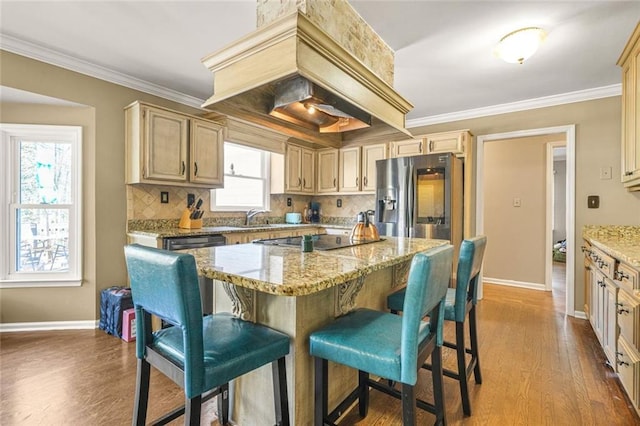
[424, 129, 471, 157]
[316, 148, 339, 193]
[125, 101, 224, 188]
[338, 146, 361, 192]
[361, 143, 387, 192]
[584, 236, 640, 415]
[617, 22, 640, 190]
[389, 137, 424, 157]
[285, 144, 315, 194]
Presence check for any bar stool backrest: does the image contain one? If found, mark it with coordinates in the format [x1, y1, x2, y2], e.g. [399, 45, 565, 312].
[451, 236, 487, 322]
[400, 244, 453, 384]
[124, 244, 205, 396]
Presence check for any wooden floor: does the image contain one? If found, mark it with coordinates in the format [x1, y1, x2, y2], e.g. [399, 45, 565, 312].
[2, 274, 639, 425]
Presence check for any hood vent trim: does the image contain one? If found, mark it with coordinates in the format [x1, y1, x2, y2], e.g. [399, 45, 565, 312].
[201, 12, 413, 147]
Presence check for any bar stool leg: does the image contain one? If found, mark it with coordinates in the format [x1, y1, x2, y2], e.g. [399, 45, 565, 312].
[314, 357, 328, 426]
[431, 346, 447, 426]
[469, 305, 482, 384]
[133, 359, 150, 426]
[456, 321, 471, 416]
[217, 383, 229, 425]
[185, 395, 201, 426]
[401, 383, 416, 426]
[272, 357, 290, 426]
[358, 370, 369, 417]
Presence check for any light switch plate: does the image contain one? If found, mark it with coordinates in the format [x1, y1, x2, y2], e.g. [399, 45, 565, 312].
[513, 198, 521, 207]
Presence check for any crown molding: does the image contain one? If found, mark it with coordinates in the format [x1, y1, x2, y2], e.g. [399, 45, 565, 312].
[406, 84, 622, 128]
[1, 33, 622, 126]
[0, 33, 205, 109]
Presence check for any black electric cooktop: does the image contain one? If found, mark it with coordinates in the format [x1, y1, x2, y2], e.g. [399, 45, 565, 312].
[252, 234, 383, 250]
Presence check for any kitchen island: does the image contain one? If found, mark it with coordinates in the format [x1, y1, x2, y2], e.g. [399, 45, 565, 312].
[184, 236, 448, 425]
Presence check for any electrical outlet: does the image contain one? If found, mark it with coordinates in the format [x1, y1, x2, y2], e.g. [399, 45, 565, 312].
[286, 197, 292, 207]
[337, 199, 342, 208]
[160, 191, 169, 204]
[588, 195, 599, 208]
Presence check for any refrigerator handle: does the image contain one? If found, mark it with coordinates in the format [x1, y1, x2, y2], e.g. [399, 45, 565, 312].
[406, 161, 416, 237]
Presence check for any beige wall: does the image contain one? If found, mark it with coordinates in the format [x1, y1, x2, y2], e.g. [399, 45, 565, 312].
[483, 134, 560, 285]
[407, 96, 640, 311]
[0, 51, 204, 323]
[2, 50, 639, 322]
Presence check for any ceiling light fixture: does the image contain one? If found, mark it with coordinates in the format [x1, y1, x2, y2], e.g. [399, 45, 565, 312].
[495, 27, 546, 64]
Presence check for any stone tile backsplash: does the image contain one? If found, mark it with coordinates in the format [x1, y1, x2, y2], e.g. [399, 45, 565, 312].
[126, 184, 376, 230]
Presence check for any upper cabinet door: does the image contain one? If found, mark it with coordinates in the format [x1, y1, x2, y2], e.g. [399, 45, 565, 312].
[317, 148, 339, 193]
[143, 106, 189, 182]
[361, 144, 387, 192]
[389, 138, 424, 158]
[301, 148, 315, 193]
[339, 146, 361, 192]
[619, 22, 640, 190]
[190, 119, 224, 187]
[285, 144, 303, 192]
[424, 130, 470, 157]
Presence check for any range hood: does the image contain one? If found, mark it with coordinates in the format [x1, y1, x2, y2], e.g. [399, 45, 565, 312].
[201, 11, 413, 148]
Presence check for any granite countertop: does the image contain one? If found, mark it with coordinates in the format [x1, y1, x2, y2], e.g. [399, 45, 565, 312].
[583, 225, 640, 268]
[184, 237, 448, 296]
[128, 223, 337, 239]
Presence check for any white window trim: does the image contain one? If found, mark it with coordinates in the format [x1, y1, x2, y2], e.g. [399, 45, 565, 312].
[0, 124, 83, 288]
[211, 142, 271, 212]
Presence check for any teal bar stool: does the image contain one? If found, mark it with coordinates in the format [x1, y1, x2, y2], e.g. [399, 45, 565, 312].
[387, 236, 487, 416]
[124, 244, 291, 426]
[310, 244, 453, 426]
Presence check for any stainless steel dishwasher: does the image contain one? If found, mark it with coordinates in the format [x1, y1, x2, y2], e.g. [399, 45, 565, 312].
[162, 234, 226, 315]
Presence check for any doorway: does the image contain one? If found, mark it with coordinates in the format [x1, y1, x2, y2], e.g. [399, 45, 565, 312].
[475, 125, 576, 317]
[548, 144, 568, 313]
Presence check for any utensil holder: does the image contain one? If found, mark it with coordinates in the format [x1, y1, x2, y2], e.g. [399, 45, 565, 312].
[178, 209, 202, 229]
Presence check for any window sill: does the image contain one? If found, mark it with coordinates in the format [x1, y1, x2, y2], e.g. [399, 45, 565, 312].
[0, 278, 82, 289]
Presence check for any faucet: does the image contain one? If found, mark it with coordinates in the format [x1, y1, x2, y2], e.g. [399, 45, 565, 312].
[245, 208, 267, 225]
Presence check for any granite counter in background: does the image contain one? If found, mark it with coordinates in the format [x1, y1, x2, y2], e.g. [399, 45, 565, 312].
[583, 225, 640, 268]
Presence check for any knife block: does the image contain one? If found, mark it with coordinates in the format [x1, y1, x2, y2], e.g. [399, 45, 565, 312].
[178, 209, 202, 229]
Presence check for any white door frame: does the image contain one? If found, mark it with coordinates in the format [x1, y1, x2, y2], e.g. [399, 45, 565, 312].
[475, 125, 576, 316]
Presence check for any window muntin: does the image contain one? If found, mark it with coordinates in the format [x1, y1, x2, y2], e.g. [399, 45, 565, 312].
[211, 142, 270, 211]
[1, 124, 82, 287]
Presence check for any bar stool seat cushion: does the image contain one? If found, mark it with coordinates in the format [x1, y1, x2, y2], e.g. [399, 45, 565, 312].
[310, 308, 430, 385]
[153, 312, 290, 391]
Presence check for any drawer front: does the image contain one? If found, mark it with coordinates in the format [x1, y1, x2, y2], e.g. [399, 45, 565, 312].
[618, 289, 640, 349]
[590, 247, 615, 279]
[615, 262, 640, 294]
[617, 335, 640, 408]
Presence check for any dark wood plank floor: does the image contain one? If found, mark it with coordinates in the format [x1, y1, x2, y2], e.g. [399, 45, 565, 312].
[2, 281, 639, 425]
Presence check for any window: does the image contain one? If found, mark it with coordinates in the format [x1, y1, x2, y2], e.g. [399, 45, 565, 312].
[211, 142, 270, 211]
[0, 124, 82, 287]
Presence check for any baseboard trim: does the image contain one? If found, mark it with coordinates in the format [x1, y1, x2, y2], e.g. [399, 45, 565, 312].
[573, 310, 588, 320]
[484, 277, 546, 291]
[0, 320, 99, 332]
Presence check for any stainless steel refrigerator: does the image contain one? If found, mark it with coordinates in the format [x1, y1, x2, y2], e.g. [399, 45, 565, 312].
[375, 152, 463, 249]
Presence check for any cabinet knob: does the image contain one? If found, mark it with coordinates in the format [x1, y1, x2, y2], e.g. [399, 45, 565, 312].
[618, 308, 630, 315]
[363, 176, 368, 186]
[194, 162, 198, 176]
[333, 178, 336, 187]
[297, 177, 301, 187]
[181, 161, 186, 175]
[419, 141, 422, 153]
[625, 171, 633, 176]
[429, 140, 434, 151]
